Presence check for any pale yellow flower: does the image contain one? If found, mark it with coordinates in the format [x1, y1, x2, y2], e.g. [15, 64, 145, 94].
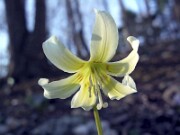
[38, 10, 139, 111]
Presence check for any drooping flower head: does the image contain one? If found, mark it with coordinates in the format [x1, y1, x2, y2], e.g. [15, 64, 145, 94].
[38, 10, 139, 111]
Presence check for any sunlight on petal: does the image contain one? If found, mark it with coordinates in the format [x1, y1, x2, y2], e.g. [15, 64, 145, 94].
[101, 75, 137, 100]
[71, 82, 96, 110]
[90, 10, 119, 62]
[127, 36, 139, 51]
[106, 36, 139, 76]
[122, 75, 137, 90]
[43, 36, 85, 73]
[38, 73, 81, 99]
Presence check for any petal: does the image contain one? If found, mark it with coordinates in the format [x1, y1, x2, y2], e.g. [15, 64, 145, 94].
[106, 36, 139, 76]
[127, 36, 139, 51]
[122, 75, 137, 90]
[90, 10, 119, 62]
[100, 75, 136, 100]
[38, 73, 81, 99]
[71, 83, 96, 111]
[43, 36, 85, 73]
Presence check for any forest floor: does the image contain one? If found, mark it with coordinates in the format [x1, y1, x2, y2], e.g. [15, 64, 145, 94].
[0, 43, 180, 135]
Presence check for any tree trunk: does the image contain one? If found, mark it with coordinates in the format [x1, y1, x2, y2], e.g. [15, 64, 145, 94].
[24, 0, 48, 79]
[118, 0, 131, 51]
[5, 0, 28, 81]
[74, 0, 89, 57]
[174, 0, 180, 23]
[65, 0, 88, 58]
[119, 0, 130, 37]
[145, 0, 151, 17]
[5, 0, 57, 83]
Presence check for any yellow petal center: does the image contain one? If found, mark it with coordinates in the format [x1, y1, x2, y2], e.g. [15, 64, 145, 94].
[79, 62, 108, 110]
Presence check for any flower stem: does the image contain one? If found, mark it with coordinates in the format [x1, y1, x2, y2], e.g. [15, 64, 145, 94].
[93, 106, 103, 135]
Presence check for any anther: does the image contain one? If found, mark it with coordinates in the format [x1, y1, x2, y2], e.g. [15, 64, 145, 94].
[97, 103, 102, 110]
[88, 87, 92, 98]
[89, 76, 93, 87]
[103, 102, 108, 108]
[96, 87, 104, 110]
[98, 81, 103, 89]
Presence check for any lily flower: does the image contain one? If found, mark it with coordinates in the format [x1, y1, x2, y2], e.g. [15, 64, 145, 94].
[38, 10, 139, 111]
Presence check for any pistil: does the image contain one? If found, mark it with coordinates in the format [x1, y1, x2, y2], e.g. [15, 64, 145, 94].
[88, 64, 108, 110]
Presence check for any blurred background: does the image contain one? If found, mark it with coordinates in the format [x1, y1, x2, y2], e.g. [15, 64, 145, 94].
[0, 0, 180, 135]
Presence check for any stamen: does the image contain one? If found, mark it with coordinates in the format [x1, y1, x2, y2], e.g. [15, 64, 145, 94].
[103, 102, 108, 108]
[88, 75, 94, 98]
[97, 104, 102, 110]
[88, 86, 92, 98]
[89, 65, 109, 110]
[89, 75, 93, 87]
[98, 81, 103, 90]
[96, 87, 104, 110]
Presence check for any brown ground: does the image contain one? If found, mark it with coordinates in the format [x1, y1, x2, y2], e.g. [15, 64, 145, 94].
[0, 43, 180, 135]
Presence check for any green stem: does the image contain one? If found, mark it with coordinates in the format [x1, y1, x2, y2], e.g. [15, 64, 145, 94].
[93, 106, 103, 135]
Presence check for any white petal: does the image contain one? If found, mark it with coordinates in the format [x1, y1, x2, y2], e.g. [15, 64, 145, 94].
[101, 75, 137, 100]
[122, 75, 137, 90]
[71, 83, 96, 110]
[38, 74, 81, 99]
[106, 36, 139, 76]
[127, 36, 139, 51]
[43, 36, 85, 73]
[90, 10, 119, 62]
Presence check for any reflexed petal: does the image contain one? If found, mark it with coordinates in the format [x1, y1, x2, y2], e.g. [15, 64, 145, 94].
[127, 36, 139, 51]
[38, 73, 81, 99]
[71, 83, 96, 111]
[90, 10, 119, 62]
[101, 75, 137, 100]
[122, 75, 137, 90]
[43, 36, 85, 73]
[106, 36, 139, 76]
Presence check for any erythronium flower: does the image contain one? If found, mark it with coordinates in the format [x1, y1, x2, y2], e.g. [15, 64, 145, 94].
[38, 10, 139, 111]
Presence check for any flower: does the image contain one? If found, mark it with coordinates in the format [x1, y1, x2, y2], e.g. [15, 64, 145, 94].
[38, 10, 139, 111]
